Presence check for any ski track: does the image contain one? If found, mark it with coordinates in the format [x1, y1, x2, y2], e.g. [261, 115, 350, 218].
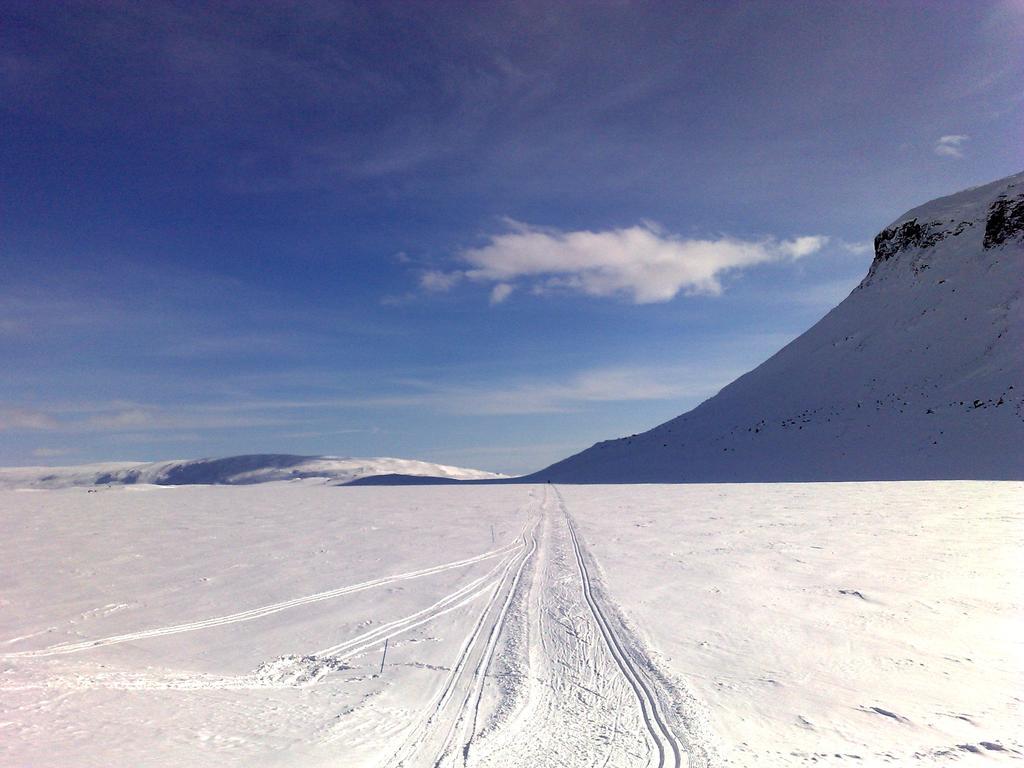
[4, 485, 697, 767]
[386, 492, 544, 768]
[385, 485, 690, 768]
[462, 487, 648, 768]
[315, 552, 517, 660]
[444, 505, 540, 766]
[4, 558, 519, 693]
[1, 542, 522, 659]
[557, 487, 685, 768]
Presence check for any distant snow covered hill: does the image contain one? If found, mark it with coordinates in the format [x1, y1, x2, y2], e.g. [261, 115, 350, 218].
[532, 171, 1024, 482]
[0, 455, 507, 489]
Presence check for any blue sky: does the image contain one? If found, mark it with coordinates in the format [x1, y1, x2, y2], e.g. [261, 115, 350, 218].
[2, 1, 1022, 473]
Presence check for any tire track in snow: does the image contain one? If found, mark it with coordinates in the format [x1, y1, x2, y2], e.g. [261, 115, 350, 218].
[1, 542, 522, 659]
[557, 486, 685, 768]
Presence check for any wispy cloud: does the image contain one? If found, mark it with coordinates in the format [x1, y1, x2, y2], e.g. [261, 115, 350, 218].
[1, 361, 738, 434]
[838, 239, 873, 256]
[0, 409, 58, 431]
[213, 364, 741, 416]
[279, 427, 381, 439]
[158, 333, 312, 359]
[31, 447, 69, 458]
[443, 365, 724, 414]
[80, 407, 290, 433]
[420, 270, 462, 292]
[934, 134, 969, 158]
[0, 292, 123, 338]
[0, 401, 295, 435]
[425, 221, 828, 304]
[786, 277, 862, 310]
[489, 283, 515, 305]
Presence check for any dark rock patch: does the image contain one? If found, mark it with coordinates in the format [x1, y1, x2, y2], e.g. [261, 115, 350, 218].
[983, 194, 1024, 248]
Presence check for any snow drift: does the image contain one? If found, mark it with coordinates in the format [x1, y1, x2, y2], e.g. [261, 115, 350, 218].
[531, 171, 1024, 482]
[0, 455, 506, 489]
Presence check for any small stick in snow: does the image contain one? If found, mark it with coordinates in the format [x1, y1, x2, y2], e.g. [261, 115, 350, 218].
[379, 637, 388, 675]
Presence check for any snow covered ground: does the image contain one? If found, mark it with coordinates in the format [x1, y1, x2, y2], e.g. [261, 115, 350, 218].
[1, 481, 1020, 766]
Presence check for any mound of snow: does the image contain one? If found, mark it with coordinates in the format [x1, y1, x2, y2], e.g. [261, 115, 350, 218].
[532, 171, 1024, 482]
[251, 655, 350, 687]
[0, 454, 507, 489]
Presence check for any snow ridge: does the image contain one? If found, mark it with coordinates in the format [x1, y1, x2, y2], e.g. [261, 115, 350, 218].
[0, 454, 506, 489]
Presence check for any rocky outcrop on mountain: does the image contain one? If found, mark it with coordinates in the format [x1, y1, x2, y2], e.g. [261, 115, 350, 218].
[528, 171, 1024, 482]
[872, 218, 956, 263]
[983, 192, 1024, 248]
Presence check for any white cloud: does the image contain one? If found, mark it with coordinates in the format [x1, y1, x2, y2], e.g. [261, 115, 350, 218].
[489, 283, 514, 304]
[436, 221, 827, 304]
[779, 235, 829, 258]
[839, 239, 873, 256]
[419, 270, 463, 292]
[934, 134, 969, 158]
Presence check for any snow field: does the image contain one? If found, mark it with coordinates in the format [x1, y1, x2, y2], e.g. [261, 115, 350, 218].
[562, 481, 1024, 765]
[1, 481, 1021, 766]
[0, 484, 534, 767]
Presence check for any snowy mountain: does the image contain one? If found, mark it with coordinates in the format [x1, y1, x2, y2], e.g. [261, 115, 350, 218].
[0, 454, 506, 489]
[531, 172, 1024, 482]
